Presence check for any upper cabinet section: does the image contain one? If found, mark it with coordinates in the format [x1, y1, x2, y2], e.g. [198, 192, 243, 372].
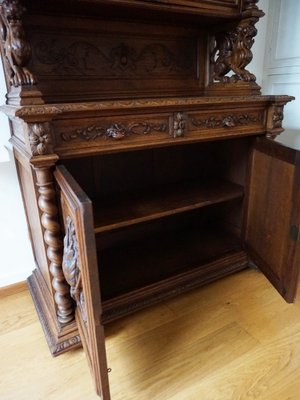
[0, 0, 264, 104]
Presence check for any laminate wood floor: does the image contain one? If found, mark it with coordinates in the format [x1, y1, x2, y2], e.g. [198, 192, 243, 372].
[1, 269, 300, 400]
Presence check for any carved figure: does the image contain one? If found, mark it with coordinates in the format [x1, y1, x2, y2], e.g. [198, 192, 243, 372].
[0, 0, 36, 86]
[212, 17, 258, 83]
[62, 215, 87, 322]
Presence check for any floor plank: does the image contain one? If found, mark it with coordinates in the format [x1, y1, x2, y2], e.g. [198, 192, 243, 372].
[1, 269, 300, 399]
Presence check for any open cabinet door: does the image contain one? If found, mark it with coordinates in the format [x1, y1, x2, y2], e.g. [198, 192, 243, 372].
[55, 165, 111, 399]
[245, 138, 300, 303]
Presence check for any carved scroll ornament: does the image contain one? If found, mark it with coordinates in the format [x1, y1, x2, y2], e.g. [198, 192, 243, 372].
[212, 17, 259, 83]
[62, 215, 87, 323]
[0, 0, 36, 86]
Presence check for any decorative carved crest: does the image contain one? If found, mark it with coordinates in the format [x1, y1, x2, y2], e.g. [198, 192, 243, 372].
[62, 216, 87, 322]
[211, 17, 259, 83]
[0, 0, 36, 86]
[29, 123, 53, 155]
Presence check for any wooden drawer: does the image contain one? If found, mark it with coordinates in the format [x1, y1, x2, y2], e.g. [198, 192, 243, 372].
[54, 107, 265, 156]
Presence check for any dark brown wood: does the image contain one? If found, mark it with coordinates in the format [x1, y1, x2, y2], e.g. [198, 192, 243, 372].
[55, 165, 110, 399]
[93, 179, 244, 233]
[0, 0, 298, 398]
[33, 163, 75, 325]
[244, 138, 300, 303]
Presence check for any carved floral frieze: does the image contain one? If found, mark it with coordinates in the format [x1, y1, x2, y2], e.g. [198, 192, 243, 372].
[33, 38, 195, 77]
[191, 113, 262, 129]
[62, 215, 87, 323]
[29, 123, 53, 155]
[60, 121, 168, 142]
[0, 0, 36, 86]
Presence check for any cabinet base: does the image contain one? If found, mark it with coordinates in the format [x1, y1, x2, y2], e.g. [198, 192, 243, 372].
[27, 269, 81, 357]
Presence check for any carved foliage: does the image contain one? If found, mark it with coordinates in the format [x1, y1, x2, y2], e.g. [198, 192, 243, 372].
[212, 17, 259, 83]
[33, 38, 195, 77]
[191, 113, 261, 129]
[272, 109, 284, 129]
[266, 105, 285, 139]
[0, 0, 36, 86]
[53, 335, 81, 356]
[60, 121, 168, 142]
[29, 123, 53, 155]
[62, 215, 87, 323]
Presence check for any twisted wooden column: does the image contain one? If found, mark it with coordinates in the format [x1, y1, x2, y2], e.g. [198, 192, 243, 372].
[34, 166, 74, 325]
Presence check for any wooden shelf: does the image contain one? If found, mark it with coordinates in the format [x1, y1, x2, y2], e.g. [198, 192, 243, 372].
[93, 179, 244, 233]
[99, 226, 243, 302]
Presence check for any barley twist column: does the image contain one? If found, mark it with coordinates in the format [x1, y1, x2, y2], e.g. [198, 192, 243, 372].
[34, 166, 74, 325]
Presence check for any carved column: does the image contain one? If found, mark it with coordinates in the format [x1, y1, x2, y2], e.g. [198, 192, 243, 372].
[33, 164, 75, 325]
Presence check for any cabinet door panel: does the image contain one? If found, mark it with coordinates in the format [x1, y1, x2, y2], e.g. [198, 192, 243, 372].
[245, 138, 300, 302]
[55, 165, 110, 399]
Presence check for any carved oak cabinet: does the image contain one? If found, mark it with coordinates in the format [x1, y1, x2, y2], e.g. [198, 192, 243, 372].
[0, 0, 299, 398]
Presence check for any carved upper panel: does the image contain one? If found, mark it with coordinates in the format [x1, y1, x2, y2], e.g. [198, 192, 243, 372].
[0, 0, 36, 86]
[31, 37, 196, 78]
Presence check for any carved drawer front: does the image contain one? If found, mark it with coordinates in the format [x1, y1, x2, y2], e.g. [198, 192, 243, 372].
[54, 113, 171, 155]
[188, 108, 265, 140]
[54, 108, 265, 156]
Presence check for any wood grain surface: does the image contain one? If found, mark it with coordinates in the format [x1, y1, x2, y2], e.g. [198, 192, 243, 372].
[1, 268, 300, 400]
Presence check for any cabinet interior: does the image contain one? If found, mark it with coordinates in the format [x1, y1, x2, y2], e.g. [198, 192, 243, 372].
[62, 137, 253, 320]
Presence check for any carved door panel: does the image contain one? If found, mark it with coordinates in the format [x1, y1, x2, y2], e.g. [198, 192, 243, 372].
[244, 138, 300, 302]
[55, 166, 111, 399]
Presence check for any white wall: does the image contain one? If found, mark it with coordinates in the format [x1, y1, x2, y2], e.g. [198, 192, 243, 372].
[0, 0, 273, 287]
[0, 66, 35, 287]
[249, 0, 270, 87]
[262, 0, 300, 149]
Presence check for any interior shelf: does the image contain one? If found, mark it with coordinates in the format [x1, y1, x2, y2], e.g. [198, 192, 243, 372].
[99, 225, 243, 302]
[93, 179, 244, 233]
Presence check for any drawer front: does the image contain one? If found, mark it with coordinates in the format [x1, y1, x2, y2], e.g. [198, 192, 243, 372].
[54, 108, 266, 156]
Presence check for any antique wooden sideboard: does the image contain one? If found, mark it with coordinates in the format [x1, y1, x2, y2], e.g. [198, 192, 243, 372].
[1, 0, 299, 398]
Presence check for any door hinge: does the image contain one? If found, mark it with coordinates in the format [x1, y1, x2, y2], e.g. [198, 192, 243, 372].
[290, 225, 300, 244]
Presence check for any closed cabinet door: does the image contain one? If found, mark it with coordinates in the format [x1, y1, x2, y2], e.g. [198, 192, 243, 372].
[244, 137, 300, 302]
[55, 165, 111, 399]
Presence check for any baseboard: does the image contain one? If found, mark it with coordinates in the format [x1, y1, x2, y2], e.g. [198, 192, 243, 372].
[0, 281, 27, 297]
